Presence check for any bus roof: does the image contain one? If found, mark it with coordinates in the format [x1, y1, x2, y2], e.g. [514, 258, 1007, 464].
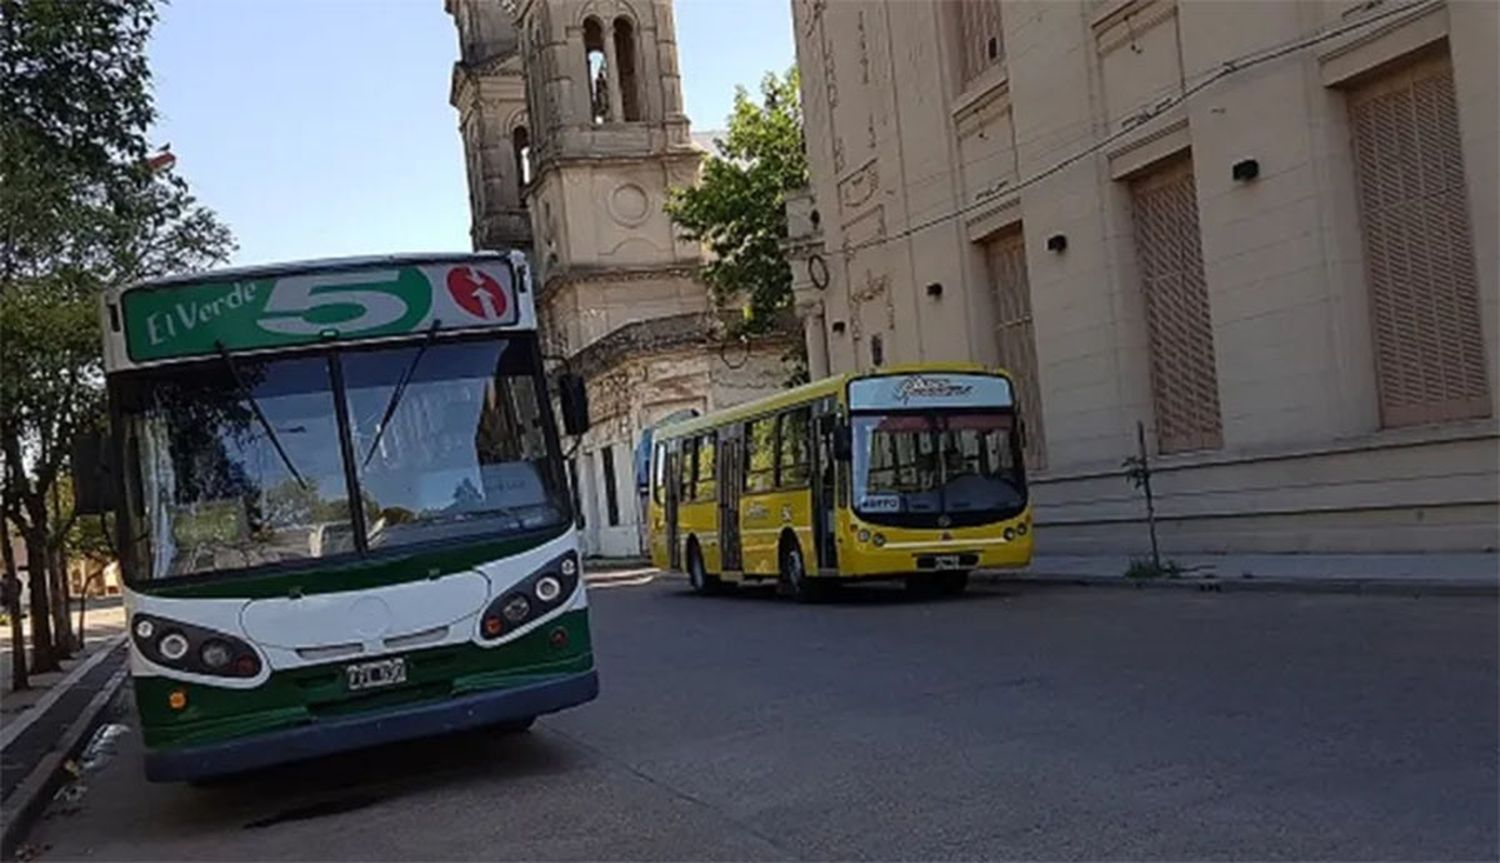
[651, 362, 1002, 441]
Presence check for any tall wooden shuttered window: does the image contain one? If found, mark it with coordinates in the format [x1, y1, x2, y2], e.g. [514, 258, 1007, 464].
[984, 229, 1046, 469]
[953, 0, 1005, 87]
[1130, 156, 1223, 454]
[1347, 53, 1489, 427]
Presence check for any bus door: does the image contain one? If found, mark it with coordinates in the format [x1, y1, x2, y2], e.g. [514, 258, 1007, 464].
[665, 442, 682, 570]
[813, 402, 839, 571]
[717, 428, 743, 572]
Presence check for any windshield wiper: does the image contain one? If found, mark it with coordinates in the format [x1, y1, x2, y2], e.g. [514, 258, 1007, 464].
[362, 320, 441, 467]
[215, 342, 308, 490]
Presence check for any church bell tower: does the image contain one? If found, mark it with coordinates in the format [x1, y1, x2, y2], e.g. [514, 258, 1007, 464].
[510, 0, 709, 358]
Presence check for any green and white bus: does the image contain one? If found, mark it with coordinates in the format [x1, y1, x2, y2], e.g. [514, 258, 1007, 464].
[75, 252, 598, 781]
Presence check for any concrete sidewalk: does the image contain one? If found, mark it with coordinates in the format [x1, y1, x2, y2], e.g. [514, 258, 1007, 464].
[0, 597, 130, 857]
[1, 597, 125, 720]
[997, 552, 1499, 594]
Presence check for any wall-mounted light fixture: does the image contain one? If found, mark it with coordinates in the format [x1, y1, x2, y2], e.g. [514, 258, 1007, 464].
[925, 282, 943, 298]
[1232, 158, 1260, 182]
[1046, 233, 1068, 253]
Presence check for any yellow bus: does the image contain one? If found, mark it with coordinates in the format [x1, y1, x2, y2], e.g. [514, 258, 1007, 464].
[646, 363, 1032, 599]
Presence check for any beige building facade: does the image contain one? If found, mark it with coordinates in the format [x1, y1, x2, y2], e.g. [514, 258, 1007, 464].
[790, 0, 1498, 553]
[449, 0, 788, 557]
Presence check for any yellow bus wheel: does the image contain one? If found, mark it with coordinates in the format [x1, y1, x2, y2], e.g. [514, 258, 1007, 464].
[687, 542, 722, 595]
[778, 542, 820, 603]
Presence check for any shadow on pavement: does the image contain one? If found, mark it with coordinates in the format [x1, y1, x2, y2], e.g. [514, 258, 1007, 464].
[661, 580, 1019, 606]
[175, 723, 583, 830]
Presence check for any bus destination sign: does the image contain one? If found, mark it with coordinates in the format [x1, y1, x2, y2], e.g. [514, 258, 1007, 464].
[120, 261, 518, 362]
[848, 373, 1014, 411]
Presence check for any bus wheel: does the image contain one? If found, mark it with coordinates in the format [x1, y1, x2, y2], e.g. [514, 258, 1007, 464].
[687, 543, 721, 595]
[779, 542, 818, 602]
[495, 716, 536, 734]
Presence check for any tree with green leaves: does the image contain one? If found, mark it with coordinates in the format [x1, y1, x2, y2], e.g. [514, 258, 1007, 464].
[0, 0, 234, 685]
[667, 68, 807, 338]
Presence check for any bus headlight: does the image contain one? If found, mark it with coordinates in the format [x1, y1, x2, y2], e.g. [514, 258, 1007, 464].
[158, 632, 190, 661]
[1016, 522, 1029, 536]
[131, 613, 262, 678]
[535, 576, 562, 603]
[502, 594, 532, 624]
[199, 640, 233, 670]
[872, 533, 887, 547]
[857, 529, 871, 543]
[479, 551, 581, 641]
[1003, 527, 1016, 541]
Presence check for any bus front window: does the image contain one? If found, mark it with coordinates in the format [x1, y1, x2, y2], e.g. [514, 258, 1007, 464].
[340, 338, 569, 550]
[850, 412, 1025, 525]
[119, 356, 352, 581]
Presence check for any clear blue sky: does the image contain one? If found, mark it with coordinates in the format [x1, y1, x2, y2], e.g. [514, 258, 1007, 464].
[148, 0, 795, 268]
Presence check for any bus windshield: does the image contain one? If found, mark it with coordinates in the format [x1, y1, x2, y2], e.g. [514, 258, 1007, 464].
[117, 336, 569, 582]
[850, 411, 1025, 524]
[344, 339, 566, 550]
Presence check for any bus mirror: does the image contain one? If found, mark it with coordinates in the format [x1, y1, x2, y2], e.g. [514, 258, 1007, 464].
[833, 425, 852, 461]
[559, 373, 590, 436]
[70, 430, 116, 515]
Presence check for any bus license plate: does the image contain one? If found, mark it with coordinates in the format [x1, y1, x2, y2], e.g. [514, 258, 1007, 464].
[933, 555, 964, 570]
[346, 658, 407, 691]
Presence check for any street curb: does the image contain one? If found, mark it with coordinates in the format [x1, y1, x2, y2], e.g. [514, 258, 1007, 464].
[585, 567, 660, 586]
[0, 635, 127, 751]
[974, 572, 1499, 597]
[0, 651, 128, 860]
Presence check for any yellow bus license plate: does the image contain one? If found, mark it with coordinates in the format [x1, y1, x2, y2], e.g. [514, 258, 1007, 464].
[346, 658, 407, 691]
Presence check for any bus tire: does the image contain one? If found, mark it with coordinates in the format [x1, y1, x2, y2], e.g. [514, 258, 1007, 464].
[778, 540, 819, 603]
[687, 541, 721, 595]
[495, 716, 536, 734]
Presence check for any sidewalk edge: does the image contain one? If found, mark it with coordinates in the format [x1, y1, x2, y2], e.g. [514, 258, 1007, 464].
[0, 659, 128, 860]
[0, 635, 127, 751]
[976, 571, 1499, 596]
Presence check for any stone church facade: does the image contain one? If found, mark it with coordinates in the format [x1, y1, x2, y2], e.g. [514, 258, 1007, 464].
[448, 0, 790, 557]
[787, 0, 1497, 554]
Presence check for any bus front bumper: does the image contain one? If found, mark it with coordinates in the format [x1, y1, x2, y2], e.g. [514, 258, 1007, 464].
[143, 669, 599, 783]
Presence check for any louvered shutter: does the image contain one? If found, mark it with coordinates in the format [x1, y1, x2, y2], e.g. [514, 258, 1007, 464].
[986, 229, 1046, 469]
[955, 0, 1005, 86]
[1348, 54, 1489, 427]
[1131, 157, 1223, 453]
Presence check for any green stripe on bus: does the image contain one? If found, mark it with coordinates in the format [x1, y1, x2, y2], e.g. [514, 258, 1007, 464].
[134, 526, 570, 600]
[136, 609, 592, 749]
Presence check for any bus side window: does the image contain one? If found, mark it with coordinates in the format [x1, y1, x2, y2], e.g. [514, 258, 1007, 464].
[745, 418, 776, 492]
[652, 443, 666, 504]
[777, 408, 811, 488]
[697, 433, 717, 500]
[680, 437, 698, 502]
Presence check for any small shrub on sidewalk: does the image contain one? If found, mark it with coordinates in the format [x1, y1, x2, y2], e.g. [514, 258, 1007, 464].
[1125, 558, 1184, 580]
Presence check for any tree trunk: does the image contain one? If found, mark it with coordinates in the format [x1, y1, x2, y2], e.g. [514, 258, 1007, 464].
[22, 530, 59, 674]
[77, 563, 101, 652]
[48, 483, 76, 655]
[48, 545, 74, 656]
[0, 522, 28, 690]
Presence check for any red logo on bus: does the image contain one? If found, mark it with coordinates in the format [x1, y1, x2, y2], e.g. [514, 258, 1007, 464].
[446, 266, 509, 320]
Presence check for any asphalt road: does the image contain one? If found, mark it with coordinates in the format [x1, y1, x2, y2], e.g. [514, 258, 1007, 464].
[23, 577, 1498, 861]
